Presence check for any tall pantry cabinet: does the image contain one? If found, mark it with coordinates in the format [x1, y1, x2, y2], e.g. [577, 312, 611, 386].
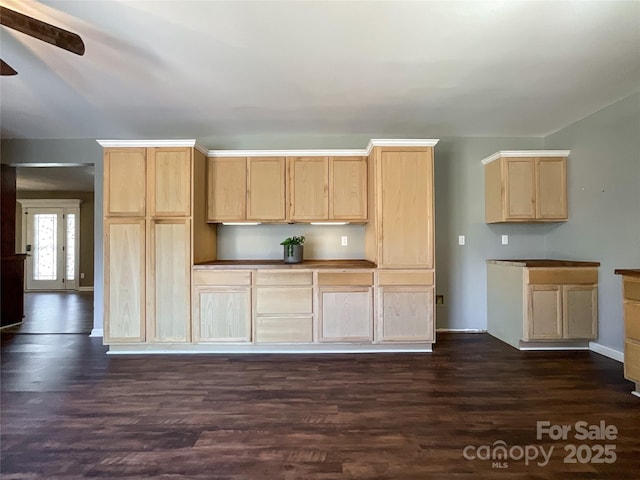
[103, 146, 194, 343]
[366, 145, 436, 344]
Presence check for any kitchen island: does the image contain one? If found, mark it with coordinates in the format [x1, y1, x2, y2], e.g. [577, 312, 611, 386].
[614, 269, 640, 396]
[487, 259, 600, 350]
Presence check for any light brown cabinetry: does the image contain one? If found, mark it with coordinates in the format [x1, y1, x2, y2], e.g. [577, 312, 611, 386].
[192, 270, 252, 342]
[104, 218, 146, 343]
[615, 271, 640, 395]
[207, 156, 286, 222]
[255, 270, 313, 343]
[317, 271, 373, 343]
[288, 156, 367, 222]
[103, 146, 193, 344]
[484, 153, 568, 223]
[487, 261, 598, 349]
[377, 270, 434, 342]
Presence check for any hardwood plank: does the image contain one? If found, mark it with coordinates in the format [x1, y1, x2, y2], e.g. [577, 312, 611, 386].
[1, 330, 639, 479]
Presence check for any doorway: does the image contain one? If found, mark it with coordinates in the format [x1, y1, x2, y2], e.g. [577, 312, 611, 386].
[19, 200, 81, 291]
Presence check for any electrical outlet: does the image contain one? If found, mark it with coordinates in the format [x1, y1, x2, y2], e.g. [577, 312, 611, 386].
[501, 235, 509, 245]
[436, 295, 445, 305]
[341, 236, 348, 246]
[80, 273, 85, 279]
[458, 235, 465, 246]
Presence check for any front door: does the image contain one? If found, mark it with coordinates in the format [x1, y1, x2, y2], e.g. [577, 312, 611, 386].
[25, 207, 77, 291]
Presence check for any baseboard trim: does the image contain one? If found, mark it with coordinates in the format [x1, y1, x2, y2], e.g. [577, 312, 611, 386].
[436, 329, 487, 333]
[0, 321, 23, 330]
[90, 328, 103, 338]
[78, 286, 94, 292]
[589, 342, 623, 362]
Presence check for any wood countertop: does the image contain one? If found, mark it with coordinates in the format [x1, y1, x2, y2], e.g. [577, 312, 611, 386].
[486, 259, 600, 268]
[614, 269, 640, 278]
[194, 259, 377, 270]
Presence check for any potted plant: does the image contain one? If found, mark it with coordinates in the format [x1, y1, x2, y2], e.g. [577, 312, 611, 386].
[280, 235, 305, 264]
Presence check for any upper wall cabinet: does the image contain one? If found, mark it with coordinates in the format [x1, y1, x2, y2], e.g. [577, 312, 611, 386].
[483, 151, 569, 223]
[288, 156, 367, 222]
[104, 148, 147, 217]
[207, 156, 286, 222]
[104, 147, 192, 218]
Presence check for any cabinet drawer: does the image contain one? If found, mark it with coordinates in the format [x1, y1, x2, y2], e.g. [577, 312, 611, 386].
[623, 280, 640, 302]
[624, 340, 640, 383]
[255, 270, 313, 286]
[378, 270, 434, 286]
[255, 317, 313, 343]
[317, 271, 373, 286]
[256, 287, 313, 314]
[527, 268, 597, 285]
[624, 302, 640, 341]
[193, 270, 252, 286]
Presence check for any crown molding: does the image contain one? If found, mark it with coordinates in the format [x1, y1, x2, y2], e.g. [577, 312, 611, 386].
[206, 139, 439, 157]
[481, 150, 571, 165]
[96, 139, 197, 148]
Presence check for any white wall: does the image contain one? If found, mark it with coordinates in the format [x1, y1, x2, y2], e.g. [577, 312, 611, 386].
[543, 92, 640, 352]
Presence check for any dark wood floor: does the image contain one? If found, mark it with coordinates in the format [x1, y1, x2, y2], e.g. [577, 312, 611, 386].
[1, 327, 639, 479]
[2, 291, 94, 334]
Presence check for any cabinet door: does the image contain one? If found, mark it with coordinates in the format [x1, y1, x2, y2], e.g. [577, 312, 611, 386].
[330, 157, 367, 221]
[148, 147, 191, 217]
[378, 286, 434, 342]
[104, 148, 146, 217]
[536, 157, 567, 220]
[147, 220, 191, 343]
[207, 157, 246, 221]
[379, 150, 433, 268]
[527, 285, 562, 340]
[563, 285, 597, 339]
[504, 157, 536, 220]
[194, 287, 251, 342]
[319, 287, 373, 342]
[104, 218, 145, 343]
[289, 157, 328, 221]
[247, 157, 286, 221]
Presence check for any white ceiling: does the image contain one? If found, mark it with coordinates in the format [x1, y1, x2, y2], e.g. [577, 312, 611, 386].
[1, 0, 639, 148]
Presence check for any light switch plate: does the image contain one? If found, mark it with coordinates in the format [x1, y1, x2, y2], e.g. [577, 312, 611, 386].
[501, 235, 509, 245]
[458, 235, 465, 246]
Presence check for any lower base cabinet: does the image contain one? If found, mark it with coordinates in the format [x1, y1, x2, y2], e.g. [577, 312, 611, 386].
[378, 286, 435, 342]
[192, 270, 252, 343]
[318, 287, 373, 342]
[194, 287, 251, 342]
[616, 272, 640, 394]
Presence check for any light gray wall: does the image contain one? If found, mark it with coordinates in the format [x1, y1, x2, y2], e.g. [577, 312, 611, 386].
[1, 139, 104, 331]
[543, 92, 640, 352]
[217, 224, 365, 260]
[433, 136, 548, 330]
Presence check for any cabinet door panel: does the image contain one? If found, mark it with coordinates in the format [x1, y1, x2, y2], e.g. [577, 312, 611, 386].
[330, 157, 367, 221]
[104, 149, 146, 217]
[256, 287, 313, 314]
[195, 288, 251, 342]
[504, 158, 535, 220]
[563, 285, 597, 339]
[536, 157, 567, 220]
[148, 220, 190, 342]
[319, 287, 372, 342]
[289, 157, 328, 221]
[104, 219, 145, 343]
[527, 285, 562, 340]
[379, 150, 433, 268]
[247, 157, 286, 221]
[256, 317, 313, 343]
[207, 157, 246, 221]
[149, 147, 191, 217]
[379, 286, 434, 342]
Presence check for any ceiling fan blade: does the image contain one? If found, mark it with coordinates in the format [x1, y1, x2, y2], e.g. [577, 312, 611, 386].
[0, 6, 85, 56]
[1, 59, 18, 76]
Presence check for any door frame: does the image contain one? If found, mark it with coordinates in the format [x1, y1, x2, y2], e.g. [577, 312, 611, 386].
[17, 199, 82, 291]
